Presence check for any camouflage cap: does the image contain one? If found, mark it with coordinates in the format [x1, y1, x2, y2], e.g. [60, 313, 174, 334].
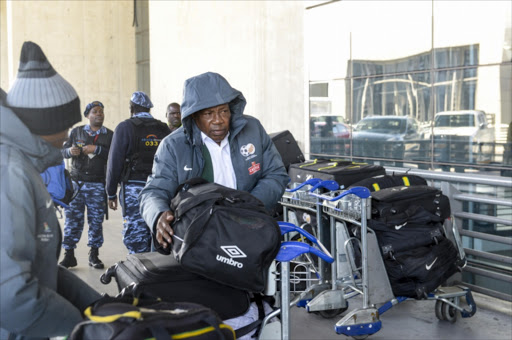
[130, 91, 153, 109]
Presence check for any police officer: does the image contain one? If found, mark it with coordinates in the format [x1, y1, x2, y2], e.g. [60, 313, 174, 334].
[60, 101, 113, 269]
[106, 92, 170, 253]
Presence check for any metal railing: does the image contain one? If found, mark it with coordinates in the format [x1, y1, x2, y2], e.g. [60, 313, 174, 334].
[384, 167, 512, 301]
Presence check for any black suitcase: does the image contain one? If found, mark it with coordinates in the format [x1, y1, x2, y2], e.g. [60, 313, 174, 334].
[288, 159, 385, 188]
[349, 174, 427, 192]
[370, 185, 451, 220]
[384, 238, 462, 298]
[269, 130, 305, 170]
[101, 252, 250, 320]
[368, 205, 445, 257]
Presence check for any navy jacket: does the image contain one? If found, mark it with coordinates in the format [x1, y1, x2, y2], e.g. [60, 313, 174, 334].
[106, 113, 168, 199]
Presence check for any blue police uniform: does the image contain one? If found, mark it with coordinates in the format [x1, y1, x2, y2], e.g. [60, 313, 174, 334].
[120, 183, 151, 252]
[62, 123, 113, 265]
[63, 182, 106, 249]
[106, 92, 170, 254]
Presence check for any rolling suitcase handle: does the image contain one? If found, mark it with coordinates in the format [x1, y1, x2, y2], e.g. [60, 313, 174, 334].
[100, 264, 118, 284]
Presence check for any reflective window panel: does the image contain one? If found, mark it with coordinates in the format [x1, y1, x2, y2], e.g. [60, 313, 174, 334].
[305, 1, 351, 80]
[433, 0, 512, 67]
[310, 80, 351, 157]
[432, 64, 512, 173]
[349, 1, 432, 77]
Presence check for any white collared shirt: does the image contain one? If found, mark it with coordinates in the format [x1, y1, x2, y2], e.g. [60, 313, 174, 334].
[201, 131, 237, 189]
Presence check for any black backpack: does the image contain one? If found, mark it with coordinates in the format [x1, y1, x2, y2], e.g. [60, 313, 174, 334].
[121, 117, 170, 181]
[69, 296, 234, 340]
[156, 178, 281, 293]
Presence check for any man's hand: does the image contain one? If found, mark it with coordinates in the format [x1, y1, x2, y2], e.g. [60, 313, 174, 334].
[82, 145, 97, 155]
[156, 210, 175, 249]
[69, 145, 81, 156]
[108, 198, 118, 210]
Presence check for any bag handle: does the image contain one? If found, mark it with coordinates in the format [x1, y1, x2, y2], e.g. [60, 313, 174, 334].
[83, 306, 141, 322]
[173, 192, 223, 219]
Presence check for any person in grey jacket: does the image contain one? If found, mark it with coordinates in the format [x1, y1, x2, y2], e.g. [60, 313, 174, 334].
[139, 72, 289, 250]
[0, 42, 101, 339]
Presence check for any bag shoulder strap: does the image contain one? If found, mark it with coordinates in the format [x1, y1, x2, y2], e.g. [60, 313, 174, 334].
[234, 295, 267, 338]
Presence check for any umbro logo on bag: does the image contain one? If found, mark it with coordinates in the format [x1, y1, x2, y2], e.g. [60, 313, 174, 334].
[216, 245, 246, 269]
[221, 245, 247, 258]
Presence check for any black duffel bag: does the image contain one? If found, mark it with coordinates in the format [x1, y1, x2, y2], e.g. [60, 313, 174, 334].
[157, 178, 281, 293]
[384, 238, 461, 299]
[368, 205, 446, 258]
[69, 296, 234, 340]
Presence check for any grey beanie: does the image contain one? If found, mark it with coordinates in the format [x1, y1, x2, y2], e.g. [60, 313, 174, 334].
[6, 41, 81, 135]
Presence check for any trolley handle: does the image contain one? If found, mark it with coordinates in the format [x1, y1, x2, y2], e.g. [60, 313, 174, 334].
[309, 180, 339, 192]
[278, 221, 318, 243]
[309, 186, 371, 201]
[276, 241, 334, 264]
[278, 221, 332, 259]
[285, 178, 322, 192]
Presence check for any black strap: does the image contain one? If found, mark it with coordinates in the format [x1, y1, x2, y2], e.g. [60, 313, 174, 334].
[235, 320, 262, 339]
[204, 314, 227, 340]
[150, 326, 172, 340]
[235, 295, 266, 338]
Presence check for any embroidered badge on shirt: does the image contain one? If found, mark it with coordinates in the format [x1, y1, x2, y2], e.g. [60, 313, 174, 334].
[240, 143, 257, 161]
[248, 162, 261, 175]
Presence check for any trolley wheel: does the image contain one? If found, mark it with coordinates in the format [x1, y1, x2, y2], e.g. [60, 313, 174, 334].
[315, 307, 347, 319]
[352, 335, 369, 340]
[442, 299, 458, 324]
[435, 300, 444, 321]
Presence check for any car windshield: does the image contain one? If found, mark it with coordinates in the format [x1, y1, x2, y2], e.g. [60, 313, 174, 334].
[354, 118, 405, 133]
[435, 114, 475, 128]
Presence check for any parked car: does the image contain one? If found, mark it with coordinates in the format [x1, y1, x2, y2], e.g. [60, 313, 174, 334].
[433, 110, 495, 166]
[310, 116, 351, 155]
[352, 115, 423, 161]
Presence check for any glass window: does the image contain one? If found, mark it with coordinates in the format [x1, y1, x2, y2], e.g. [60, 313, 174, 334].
[348, 1, 432, 77]
[431, 65, 510, 172]
[306, 1, 511, 174]
[309, 80, 351, 157]
[351, 72, 432, 124]
[433, 1, 512, 67]
[310, 83, 328, 97]
[305, 1, 351, 80]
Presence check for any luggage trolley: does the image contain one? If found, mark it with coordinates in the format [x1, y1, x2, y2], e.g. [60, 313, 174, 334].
[260, 221, 335, 340]
[312, 186, 393, 338]
[311, 184, 477, 339]
[279, 178, 350, 316]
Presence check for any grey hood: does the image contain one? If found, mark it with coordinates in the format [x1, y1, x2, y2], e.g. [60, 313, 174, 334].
[0, 96, 62, 173]
[180, 72, 247, 145]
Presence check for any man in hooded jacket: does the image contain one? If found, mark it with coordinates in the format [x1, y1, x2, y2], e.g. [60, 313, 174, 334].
[139, 72, 289, 250]
[0, 42, 101, 339]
